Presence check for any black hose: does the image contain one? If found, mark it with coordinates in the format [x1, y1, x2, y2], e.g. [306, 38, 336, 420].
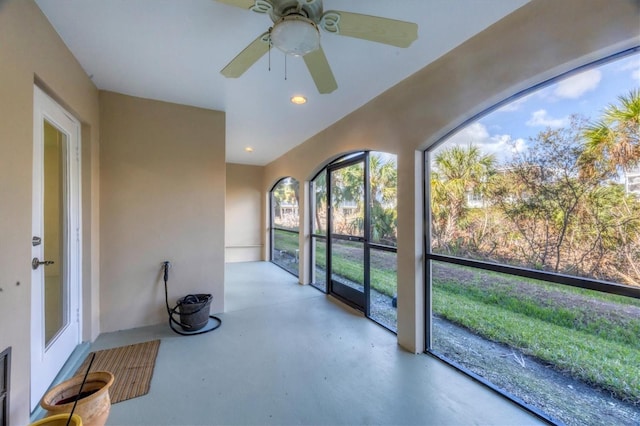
[162, 261, 221, 336]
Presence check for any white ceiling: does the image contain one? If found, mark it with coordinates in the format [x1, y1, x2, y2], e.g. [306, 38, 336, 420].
[35, 0, 529, 166]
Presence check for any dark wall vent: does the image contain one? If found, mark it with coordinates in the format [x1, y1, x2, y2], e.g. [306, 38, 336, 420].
[0, 346, 9, 426]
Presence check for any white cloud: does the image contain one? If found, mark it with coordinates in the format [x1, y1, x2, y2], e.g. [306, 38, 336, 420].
[448, 122, 490, 145]
[496, 95, 529, 113]
[434, 122, 526, 164]
[553, 69, 602, 99]
[553, 69, 601, 99]
[484, 134, 527, 159]
[619, 57, 640, 70]
[618, 56, 640, 81]
[526, 109, 567, 128]
[438, 123, 492, 153]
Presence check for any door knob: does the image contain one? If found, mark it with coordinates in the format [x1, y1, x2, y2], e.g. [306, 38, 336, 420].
[32, 257, 54, 270]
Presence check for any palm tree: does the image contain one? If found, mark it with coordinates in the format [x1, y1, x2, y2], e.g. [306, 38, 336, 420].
[312, 171, 327, 234]
[580, 89, 640, 179]
[431, 144, 495, 251]
[369, 153, 398, 245]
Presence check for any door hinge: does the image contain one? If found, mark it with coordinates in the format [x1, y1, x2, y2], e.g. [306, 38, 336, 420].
[76, 308, 80, 323]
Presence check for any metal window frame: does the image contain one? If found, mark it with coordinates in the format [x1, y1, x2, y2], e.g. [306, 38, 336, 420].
[269, 178, 300, 277]
[309, 169, 329, 293]
[310, 152, 399, 332]
[309, 234, 328, 292]
[326, 154, 368, 312]
[423, 47, 640, 426]
[428, 254, 640, 299]
[0, 346, 10, 426]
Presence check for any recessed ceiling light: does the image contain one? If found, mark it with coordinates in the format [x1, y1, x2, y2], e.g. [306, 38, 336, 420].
[245, 147, 254, 152]
[290, 95, 307, 105]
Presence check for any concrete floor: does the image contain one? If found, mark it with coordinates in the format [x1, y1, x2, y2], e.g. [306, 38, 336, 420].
[92, 262, 545, 425]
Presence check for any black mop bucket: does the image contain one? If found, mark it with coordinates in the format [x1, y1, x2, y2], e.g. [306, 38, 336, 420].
[176, 294, 212, 331]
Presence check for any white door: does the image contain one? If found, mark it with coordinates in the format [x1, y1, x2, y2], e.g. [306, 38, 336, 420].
[31, 86, 82, 410]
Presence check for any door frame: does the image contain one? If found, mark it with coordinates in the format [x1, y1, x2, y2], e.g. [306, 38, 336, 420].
[326, 153, 370, 313]
[30, 86, 82, 410]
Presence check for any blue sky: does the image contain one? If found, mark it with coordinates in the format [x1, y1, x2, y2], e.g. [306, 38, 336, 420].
[435, 51, 640, 165]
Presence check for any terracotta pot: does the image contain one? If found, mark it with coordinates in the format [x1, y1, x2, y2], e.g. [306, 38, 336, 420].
[30, 413, 82, 426]
[40, 371, 114, 426]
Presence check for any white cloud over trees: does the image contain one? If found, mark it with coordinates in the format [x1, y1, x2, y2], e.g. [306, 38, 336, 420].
[434, 122, 525, 163]
[526, 109, 568, 128]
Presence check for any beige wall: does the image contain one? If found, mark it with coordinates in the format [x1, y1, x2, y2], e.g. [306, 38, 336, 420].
[99, 91, 226, 333]
[225, 164, 264, 263]
[0, 0, 100, 424]
[263, 0, 640, 353]
[0, 0, 637, 423]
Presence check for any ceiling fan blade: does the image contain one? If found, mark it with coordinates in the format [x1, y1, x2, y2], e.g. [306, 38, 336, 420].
[221, 32, 270, 78]
[303, 46, 337, 94]
[321, 11, 418, 48]
[214, 0, 256, 9]
[214, 0, 272, 13]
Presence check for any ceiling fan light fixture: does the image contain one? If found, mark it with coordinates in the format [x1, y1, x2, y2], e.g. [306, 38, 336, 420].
[271, 15, 320, 57]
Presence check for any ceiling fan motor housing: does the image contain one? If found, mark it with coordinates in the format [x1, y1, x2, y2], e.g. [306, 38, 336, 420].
[267, 0, 323, 23]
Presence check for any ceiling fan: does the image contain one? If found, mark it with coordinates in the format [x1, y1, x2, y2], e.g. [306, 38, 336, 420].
[216, 0, 418, 94]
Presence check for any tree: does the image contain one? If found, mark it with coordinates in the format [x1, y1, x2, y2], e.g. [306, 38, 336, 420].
[573, 184, 640, 285]
[312, 171, 327, 234]
[431, 144, 495, 252]
[579, 89, 640, 179]
[492, 116, 598, 272]
[315, 153, 398, 243]
[272, 177, 299, 230]
[331, 162, 365, 235]
[369, 153, 398, 245]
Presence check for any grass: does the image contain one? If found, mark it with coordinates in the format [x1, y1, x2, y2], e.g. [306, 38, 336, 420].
[434, 268, 640, 404]
[469, 265, 640, 308]
[312, 237, 397, 297]
[273, 229, 299, 254]
[436, 277, 640, 347]
[370, 268, 397, 297]
[274, 228, 640, 403]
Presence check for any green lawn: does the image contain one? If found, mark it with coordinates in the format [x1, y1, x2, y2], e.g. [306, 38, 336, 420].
[311, 237, 397, 297]
[434, 265, 640, 404]
[275, 229, 640, 403]
[273, 229, 299, 254]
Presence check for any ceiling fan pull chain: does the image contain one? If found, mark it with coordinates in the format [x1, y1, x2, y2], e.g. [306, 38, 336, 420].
[284, 54, 287, 81]
[268, 28, 272, 72]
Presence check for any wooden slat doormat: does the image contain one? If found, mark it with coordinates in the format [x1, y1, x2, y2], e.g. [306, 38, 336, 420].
[75, 340, 160, 404]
